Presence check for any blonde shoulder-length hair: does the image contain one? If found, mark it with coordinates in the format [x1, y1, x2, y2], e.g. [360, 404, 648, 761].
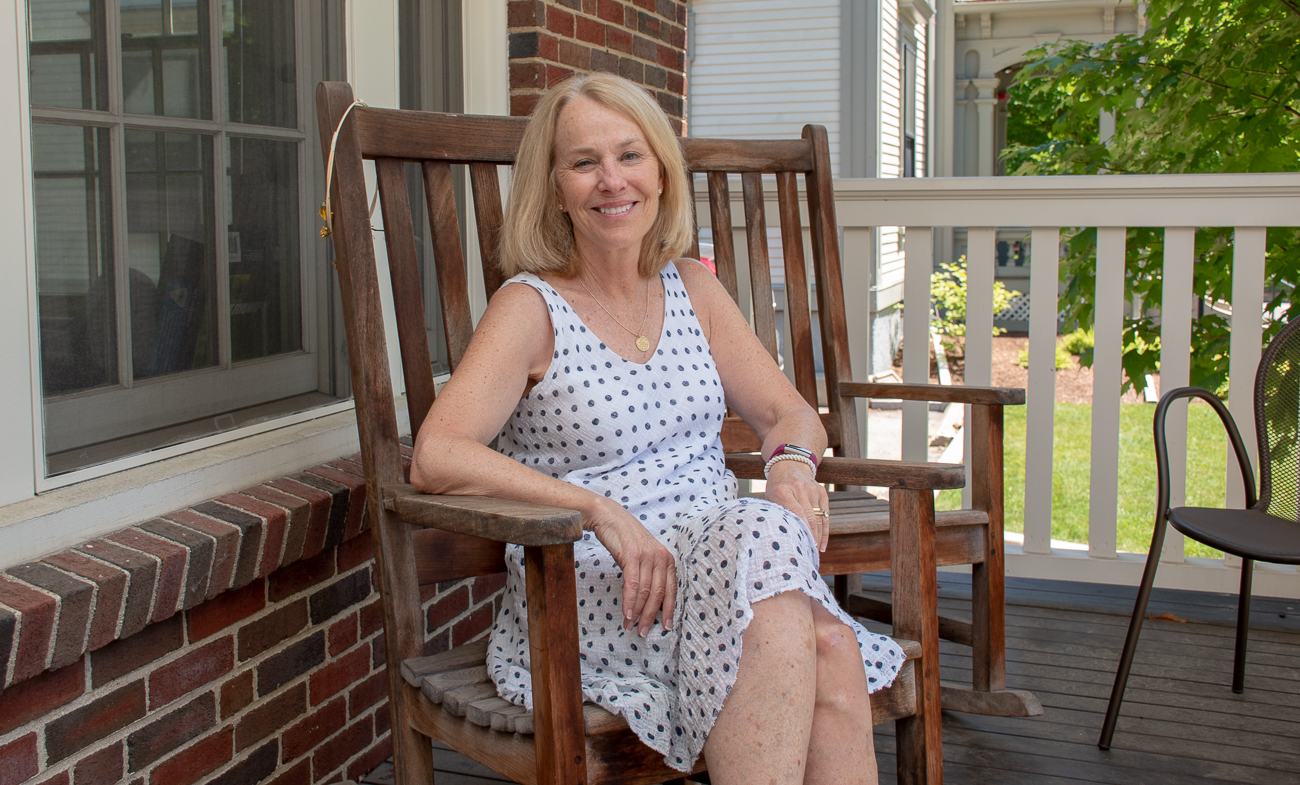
[500, 73, 693, 279]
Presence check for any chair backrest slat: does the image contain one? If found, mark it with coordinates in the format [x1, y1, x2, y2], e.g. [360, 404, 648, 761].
[741, 172, 778, 362]
[422, 160, 475, 371]
[774, 171, 819, 410]
[469, 162, 507, 297]
[686, 173, 701, 261]
[706, 171, 740, 304]
[375, 157, 438, 432]
[355, 107, 526, 162]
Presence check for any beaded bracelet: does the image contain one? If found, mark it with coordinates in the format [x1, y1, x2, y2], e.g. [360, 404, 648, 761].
[763, 452, 817, 479]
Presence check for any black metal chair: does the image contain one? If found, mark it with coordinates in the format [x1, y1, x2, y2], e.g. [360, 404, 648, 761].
[1099, 318, 1300, 750]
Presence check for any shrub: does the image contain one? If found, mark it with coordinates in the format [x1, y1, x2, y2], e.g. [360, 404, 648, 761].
[1061, 327, 1094, 356]
[931, 257, 1017, 357]
[1017, 343, 1075, 370]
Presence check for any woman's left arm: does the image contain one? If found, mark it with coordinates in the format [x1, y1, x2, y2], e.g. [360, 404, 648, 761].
[677, 260, 832, 551]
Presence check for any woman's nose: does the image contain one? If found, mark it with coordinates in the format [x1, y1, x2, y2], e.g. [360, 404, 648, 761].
[597, 160, 626, 191]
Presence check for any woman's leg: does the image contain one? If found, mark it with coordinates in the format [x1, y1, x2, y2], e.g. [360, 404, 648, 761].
[702, 591, 817, 784]
[803, 602, 876, 784]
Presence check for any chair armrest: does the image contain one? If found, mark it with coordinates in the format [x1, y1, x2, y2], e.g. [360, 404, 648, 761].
[383, 484, 583, 546]
[726, 455, 965, 490]
[839, 380, 1025, 406]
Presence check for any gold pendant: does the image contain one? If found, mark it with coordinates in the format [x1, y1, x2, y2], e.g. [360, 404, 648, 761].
[636, 335, 650, 352]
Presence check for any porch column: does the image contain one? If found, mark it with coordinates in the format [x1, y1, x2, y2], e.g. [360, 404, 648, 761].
[972, 77, 999, 177]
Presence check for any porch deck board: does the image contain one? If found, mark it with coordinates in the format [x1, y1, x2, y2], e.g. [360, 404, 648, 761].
[360, 575, 1300, 784]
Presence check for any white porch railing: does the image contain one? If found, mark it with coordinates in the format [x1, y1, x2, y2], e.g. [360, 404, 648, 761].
[705, 172, 1300, 600]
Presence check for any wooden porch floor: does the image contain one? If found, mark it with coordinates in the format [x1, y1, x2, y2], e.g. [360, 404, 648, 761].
[360, 574, 1300, 784]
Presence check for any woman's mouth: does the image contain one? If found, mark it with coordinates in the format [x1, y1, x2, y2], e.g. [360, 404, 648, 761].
[597, 203, 635, 216]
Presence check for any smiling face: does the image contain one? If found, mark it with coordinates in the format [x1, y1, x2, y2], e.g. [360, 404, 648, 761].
[553, 96, 663, 267]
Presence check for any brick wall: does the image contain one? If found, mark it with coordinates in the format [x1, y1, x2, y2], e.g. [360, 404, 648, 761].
[508, 0, 688, 132]
[0, 451, 500, 785]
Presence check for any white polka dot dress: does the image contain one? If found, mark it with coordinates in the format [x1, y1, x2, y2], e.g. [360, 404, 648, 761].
[487, 263, 904, 772]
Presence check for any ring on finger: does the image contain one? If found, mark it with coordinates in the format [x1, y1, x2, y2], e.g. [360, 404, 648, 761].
[812, 507, 829, 518]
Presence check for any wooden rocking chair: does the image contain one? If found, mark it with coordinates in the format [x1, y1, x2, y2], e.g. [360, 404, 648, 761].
[318, 80, 959, 785]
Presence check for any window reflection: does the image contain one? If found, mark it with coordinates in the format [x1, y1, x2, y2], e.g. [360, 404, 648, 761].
[33, 123, 118, 395]
[222, 0, 297, 127]
[227, 136, 300, 361]
[124, 129, 216, 378]
[120, 0, 210, 119]
[29, 0, 108, 110]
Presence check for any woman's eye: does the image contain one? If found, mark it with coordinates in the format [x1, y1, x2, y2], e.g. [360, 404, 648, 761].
[621, 151, 642, 162]
[574, 159, 596, 170]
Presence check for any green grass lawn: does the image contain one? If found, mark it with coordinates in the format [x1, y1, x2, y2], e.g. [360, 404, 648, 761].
[938, 402, 1233, 558]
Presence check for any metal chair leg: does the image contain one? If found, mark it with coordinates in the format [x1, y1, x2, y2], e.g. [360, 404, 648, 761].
[1232, 558, 1254, 694]
[1098, 523, 1166, 750]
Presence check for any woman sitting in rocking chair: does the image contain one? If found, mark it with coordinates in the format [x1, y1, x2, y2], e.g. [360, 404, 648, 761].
[410, 72, 902, 784]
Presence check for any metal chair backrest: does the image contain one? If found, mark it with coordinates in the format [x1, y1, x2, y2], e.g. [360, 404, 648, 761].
[1256, 318, 1300, 520]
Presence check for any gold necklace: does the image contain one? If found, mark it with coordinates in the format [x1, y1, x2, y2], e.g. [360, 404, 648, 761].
[579, 277, 652, 352]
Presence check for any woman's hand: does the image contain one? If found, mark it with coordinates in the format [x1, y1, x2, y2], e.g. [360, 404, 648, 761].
[587, 498, 677, 636]
[764, 460, 831, 552]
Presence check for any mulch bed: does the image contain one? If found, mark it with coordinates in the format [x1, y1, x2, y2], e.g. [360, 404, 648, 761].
[894, 334, 1151, 404]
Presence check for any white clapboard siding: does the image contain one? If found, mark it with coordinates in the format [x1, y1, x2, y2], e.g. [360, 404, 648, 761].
[689, 0, 841, 171]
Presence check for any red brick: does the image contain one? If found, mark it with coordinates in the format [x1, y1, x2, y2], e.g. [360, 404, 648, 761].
[624, 4, 637, 27]
[257, 632, 325, 696]
[335, 535, 372, 573]
[582, 0, 597, 14]
[608, 25, 633, 53]
[346, 736, 391, 783]
[596, 0, 623, 23]
[148, 728, 231, 785]
[106, 529, 187, 624]
[236, 682, 305, 752]
[0, 575, 56, 682]
[304, 466, 366, 542]
[507, 0, 543, 27]
[470, 573, 506, 605]
[451, 603, 494, 647]
[218, 493, 291, 578]
[0, 660, 83, 735]
[220, 670, 255, 719]
[632, 32, 656, 61]
[328, 616, 358, 657]
[161, 510, 239, 599]
[373, 701, 391, 737]
[557, 39, 591, 69]
[546, 64, 575, 87]
[282, 696, 346, 761]
[509, 61, 543, 90]
[74, 741, 123, 785]
[311, 717, 372, 781]
[359, 600, 383, 639]
[127, 692, 216, 771]
[138, 519, 214, 609]
[666, 69, 684, 95]
[76, 540, 157, 639]
[538, 32, 559, 61]
[241, 485, 313, 566]
[373, 636, 388, 670]
[426, 586, 469, 633]
[8, 562, 96, 670]
[191, 502, 265, 588]
[150, 636, 234, 709]
[656, 42, 681, 70]
[511, 93, 541, 118]
[268, 759, 310, 785]
[267, 478, 332, 559]
[268, 550, 336, 603]
[547, 5, 574, 37]
[91, 615, 184, 688]
[669, 21, 685, 50]
[325, 459, 365, 480]
[43, 552, 128, 652]
[187, 581, 266, 642]
[348, 671, 387, 718]
[638, 11, 661, 38]
[0, 734, 39, 785]
[575, 15, 605, 45]
[238, 599, 308, 661]
[632, 0, 654, 9]
[47, 681, 147, 764]
[309, 647, 370, 706]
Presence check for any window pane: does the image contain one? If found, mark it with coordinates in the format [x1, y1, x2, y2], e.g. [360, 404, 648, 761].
[227, 136, 300, 361]
[29, 0, 108, 109]
[222, 0, 297, 127]
[125, 129, 217, 378]
[120, 0, 211, 119]
[33, 123, 117, 395]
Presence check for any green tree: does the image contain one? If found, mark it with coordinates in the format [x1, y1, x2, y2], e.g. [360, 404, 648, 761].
[1005, 0, 1300, 394]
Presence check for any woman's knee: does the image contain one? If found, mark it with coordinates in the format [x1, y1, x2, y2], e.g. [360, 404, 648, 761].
[813, 615, 859, 669]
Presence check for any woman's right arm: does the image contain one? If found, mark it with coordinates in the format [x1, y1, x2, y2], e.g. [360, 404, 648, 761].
[409, 283, 675, 635]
